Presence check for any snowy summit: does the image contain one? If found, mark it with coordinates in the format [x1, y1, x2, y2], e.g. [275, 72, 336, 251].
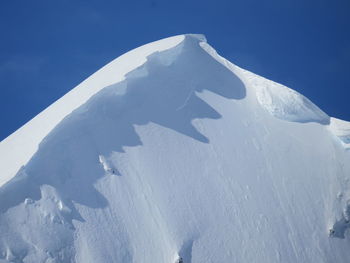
[0, 34, 350, 263]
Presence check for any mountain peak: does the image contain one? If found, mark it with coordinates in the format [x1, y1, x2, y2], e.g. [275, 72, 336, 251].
[1, 35, 350, 263]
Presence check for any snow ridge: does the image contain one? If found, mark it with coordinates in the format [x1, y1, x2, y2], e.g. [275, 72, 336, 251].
[0, 34, 246, 262]
[254, 78, 329, 124]
[0, 34, 186, 188]
[0, 34, 350, 263]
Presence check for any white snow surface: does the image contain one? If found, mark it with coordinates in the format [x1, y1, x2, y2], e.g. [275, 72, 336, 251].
[329, 118, 350, 149]
[0, 34, 350, 263]
[254, 79, 329, 124]
[0, 34, 185, 188]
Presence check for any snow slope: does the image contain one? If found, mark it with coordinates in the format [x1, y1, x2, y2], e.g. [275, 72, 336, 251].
[0, 35, 185, 188]
[0, 34, 350, 263]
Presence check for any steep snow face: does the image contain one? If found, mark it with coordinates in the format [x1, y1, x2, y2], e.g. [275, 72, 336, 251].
[0, 34, 350, 263]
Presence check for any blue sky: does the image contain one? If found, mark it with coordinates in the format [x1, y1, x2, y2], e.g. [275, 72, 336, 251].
[0, 0, 349, 140]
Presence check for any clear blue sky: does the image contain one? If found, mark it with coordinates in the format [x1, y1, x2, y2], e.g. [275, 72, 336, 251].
[0, 0, 349, 140]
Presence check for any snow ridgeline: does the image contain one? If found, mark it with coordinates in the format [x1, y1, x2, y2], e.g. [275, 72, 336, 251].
[0, 34, 349, 189]
[0, 35, 186, 188]
[0, 34, 245, 263]
[201, 36, 350, 150]
[0, 34, 349, 262]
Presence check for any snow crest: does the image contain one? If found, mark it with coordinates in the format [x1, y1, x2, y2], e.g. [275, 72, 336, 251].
[329, 118, 350, 149]
[1, 34, 350, 263]
[0, 34, 186, 188]
[254, 80, 329, 124]
[0, 34, 246, 262]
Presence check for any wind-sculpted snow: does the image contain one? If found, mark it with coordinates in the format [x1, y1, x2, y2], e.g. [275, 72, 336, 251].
[0, 35, 245, 262]
[0, 35, 185, 188]
[254, 79, 329, 124]
[329, 118, 350, 149]
[199, 43, 331, 126]
[0, 34, 350, 263]
[247, 71, 349, 151]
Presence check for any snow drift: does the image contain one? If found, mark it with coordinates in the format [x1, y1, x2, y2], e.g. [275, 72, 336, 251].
[0, 34, 349, 263]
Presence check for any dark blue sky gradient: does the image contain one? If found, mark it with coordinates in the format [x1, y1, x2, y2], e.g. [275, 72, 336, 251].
[0, 0, 349, 140]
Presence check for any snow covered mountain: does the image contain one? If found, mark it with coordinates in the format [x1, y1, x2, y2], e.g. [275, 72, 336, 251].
[0, 34, 350, 263]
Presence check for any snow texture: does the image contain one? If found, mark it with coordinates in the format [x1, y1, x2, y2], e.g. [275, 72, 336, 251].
[329, 118, 350, 149]
[254, 79, 329, 124]
[0, 35, 185, 188]
[0, 34, 350, 263]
